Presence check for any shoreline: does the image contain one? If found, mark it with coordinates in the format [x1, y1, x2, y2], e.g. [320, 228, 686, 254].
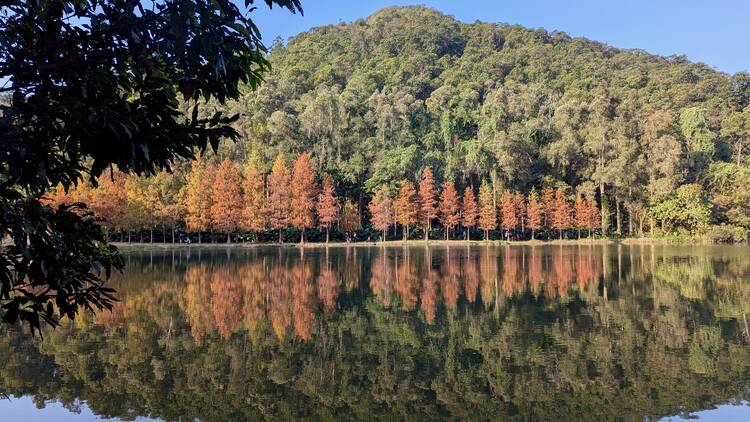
[110, 237, 705, 249]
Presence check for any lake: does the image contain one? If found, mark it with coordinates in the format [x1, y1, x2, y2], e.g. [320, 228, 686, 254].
[1, 244, 749, 421]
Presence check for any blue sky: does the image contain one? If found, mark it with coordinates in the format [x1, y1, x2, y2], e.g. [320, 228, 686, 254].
[252, 0, 749, 75]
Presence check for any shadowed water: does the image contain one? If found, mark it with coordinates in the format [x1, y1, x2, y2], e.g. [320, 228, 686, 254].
[1, 244, 749, 421]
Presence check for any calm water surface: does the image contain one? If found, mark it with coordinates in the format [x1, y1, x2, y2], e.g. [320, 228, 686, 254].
[1, 244, 749, 421]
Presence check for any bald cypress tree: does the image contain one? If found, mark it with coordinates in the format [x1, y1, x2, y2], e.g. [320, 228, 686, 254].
[478, 182, 496, 241]
[438, 181, 460, 240]
[461, 186, 478, 240]
[210, 159, 243, 243]
[290, 153, 317, 244]
[268, 155, 291, 243]
[316, 174, 340, 243]
[395, 181, 420, 240]
[419, 168, 438, 241]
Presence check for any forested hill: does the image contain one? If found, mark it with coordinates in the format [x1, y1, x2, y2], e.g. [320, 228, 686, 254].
[57, 6, 750, 240]
[236, 4, 745, 190]
[218, 6, 748, 231]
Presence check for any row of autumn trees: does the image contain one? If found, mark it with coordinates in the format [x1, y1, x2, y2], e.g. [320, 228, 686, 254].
[49, 152, 602, 243]
[368, 167, 599, 241]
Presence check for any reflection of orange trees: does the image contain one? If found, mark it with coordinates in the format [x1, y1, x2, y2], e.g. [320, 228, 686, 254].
[550, 247, 574, 298]
[291, 261, 317, 341]
[528, 247, 543, 295]
[268, 263, 292, 340]
[183, 264, 216, 343]
[441, 248, 460, 310]
[211, 265, 243, 339]
[501, 248, 524, 297]
[421, 269, 439, 324]
[370, 249, 393, 307]
[342, 247, 359, 292]
[240, 261, 267, 335]
[94, 278, 126, 329]
[575, 246, 602, 292]
[317, 267, 340, 317]
[479, 247, 498, 307]
[462, 248, 479, 303]
[394, 250, 419, 311]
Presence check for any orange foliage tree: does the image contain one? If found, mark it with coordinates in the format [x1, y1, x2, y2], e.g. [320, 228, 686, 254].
[527, 187, 543, 240]
[90, 170, 128, 237]
[499, 190, 517, 239]
[574, 194, 589, 240]
[183, 158, 214, 243]
[316, 174, 340, 243]
[151, 171, 184, 243]
[368, 185, 393, 241]
[242, 160, 267, 238]
[211, 158, 244, 243]
[268, 154, 291, 243]
[541, 187, 555, 230]
[461, 186, 478, 240]
[478, 181, 496, 240]
[438, 181, 460, 240]
[551, 188, 573, 239]
[340, 199, 361, 238]
[290, 153, 317, 244]
[418, 168, 438, 240]
[394, 180, 419, 240]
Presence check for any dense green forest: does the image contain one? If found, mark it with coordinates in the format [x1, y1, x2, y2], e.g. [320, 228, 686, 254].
[60, 6, 750, 241]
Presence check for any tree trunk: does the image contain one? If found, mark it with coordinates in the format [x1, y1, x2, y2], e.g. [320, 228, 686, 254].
[326, 227, 330, 243]
[278, 228, 283, 244]
[531, 228, 535, 240]
[484, 229, 488, 241]
[227, 233, 231, 244]
[445, 228, 449, 241]
[383, 229, 386, 242]
[172, 227, 175, 244]
[559, 229, 563, 240]
[578, 228, 581, 240]
[615, 198, 622, 236]
[628, 207, 633, 237]
[600, 183, 606, 234]
[150, 228, 153, 243]
[198, 231, 202, 244]
[424, 221, 429, 241]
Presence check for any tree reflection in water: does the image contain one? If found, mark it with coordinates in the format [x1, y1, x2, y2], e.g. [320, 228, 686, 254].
[1, 244, 749, 421]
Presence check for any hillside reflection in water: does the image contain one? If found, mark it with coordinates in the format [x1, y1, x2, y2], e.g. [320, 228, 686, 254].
[1, 244, 749, 421]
